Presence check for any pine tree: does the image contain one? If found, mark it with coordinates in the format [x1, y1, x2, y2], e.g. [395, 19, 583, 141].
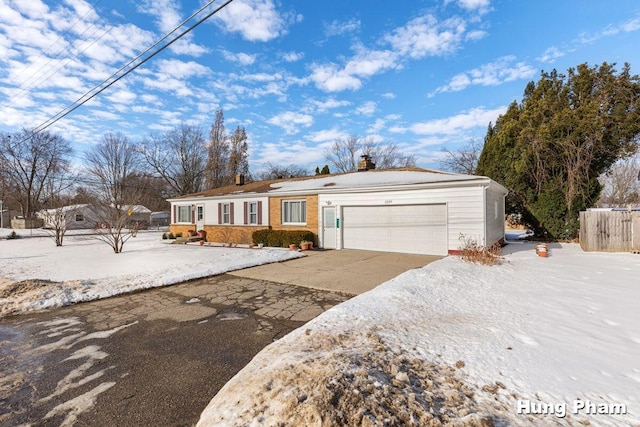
[321, 165, 330, 175]
[477, 62, 640, 238]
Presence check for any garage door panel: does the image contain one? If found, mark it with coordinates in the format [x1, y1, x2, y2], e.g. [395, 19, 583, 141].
[342, 204, 447, 256]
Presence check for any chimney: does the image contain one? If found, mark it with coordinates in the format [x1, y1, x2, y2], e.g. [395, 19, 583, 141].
[357, 155, 376, 171]
[235, 174, 245, 185]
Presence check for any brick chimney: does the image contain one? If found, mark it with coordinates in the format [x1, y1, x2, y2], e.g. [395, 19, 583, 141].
[357, 155, 376, 171]
[235, 174, 245, 185]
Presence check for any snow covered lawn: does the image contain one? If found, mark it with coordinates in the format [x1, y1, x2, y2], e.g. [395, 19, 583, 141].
[0, 229, 302, 317]
[198, 241, 640, 427]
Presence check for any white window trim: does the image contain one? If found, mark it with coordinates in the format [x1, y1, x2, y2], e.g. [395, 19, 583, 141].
[222, 203, 231, 225]
[197, 205, 204, 221]
[282, 199, 307, 225]
[248, 201, 258, 225]
[177, 205, 192, 223]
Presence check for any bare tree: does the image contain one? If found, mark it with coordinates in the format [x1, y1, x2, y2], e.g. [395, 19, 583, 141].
[254, 162, 309, 180]
[325, 136, 416, 173]
[325, 136, 359, 173]
[597, 154, 640, 207]
[205, 110, 229, 189]
[140, 124, 206, 196]
[85, 132, 145, 254]
[227, 125, 249, 180]
[40, 169, 79, 246]
[439, 138, 482, 175]
[0, 129, 73, 218]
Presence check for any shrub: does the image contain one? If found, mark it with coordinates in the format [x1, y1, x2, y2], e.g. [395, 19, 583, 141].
[458, 234, 502, 266]
[162, 233, 168, 239]
[252, 229, 314, 248]
[174, 232, 182, 238]
[6, 231, 20, 240]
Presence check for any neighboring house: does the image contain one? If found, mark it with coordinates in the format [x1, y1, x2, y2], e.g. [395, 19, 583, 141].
[167, 164, 508, 256]
[150, 211, 170, 227]
[38, 204, 101, 229]
[38, 204, 152, 230]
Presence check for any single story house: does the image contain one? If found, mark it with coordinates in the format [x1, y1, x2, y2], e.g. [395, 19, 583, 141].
[38, 204, 102, 229]
[167, 165, 508, 256]
[38, 204, 152, 230]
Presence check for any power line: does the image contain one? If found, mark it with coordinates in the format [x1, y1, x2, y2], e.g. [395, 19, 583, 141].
[21, 0, 235, 141]
[1, 0, 137, 109]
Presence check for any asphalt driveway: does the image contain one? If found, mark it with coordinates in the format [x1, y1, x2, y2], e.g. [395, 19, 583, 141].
[0, 249, 439, 426]
[230, 249, 442, 295]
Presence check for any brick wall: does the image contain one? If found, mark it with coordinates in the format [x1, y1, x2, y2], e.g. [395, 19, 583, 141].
[170, 224, 268, 244]
[268, 194, 318, 233]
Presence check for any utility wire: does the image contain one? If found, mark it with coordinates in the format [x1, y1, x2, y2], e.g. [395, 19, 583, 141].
[24, 0, 235, 140]
[1, 0, 134, 109]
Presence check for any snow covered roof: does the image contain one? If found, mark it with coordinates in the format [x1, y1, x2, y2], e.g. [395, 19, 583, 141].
[171, 168, 503, 200]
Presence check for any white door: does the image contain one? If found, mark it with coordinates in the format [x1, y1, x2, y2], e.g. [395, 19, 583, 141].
[196, 204, 205, 230]
[342, 204, 447, 255]
[322, 206, 337, 249]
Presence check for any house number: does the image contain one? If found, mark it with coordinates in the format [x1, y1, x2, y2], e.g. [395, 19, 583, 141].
[384, 200, 393, 204]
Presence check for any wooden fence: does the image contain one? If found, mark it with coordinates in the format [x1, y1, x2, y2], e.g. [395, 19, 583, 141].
[579, 210, 640, 252]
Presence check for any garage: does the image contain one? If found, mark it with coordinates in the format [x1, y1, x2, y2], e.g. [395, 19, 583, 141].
[342, 204, 448, 255]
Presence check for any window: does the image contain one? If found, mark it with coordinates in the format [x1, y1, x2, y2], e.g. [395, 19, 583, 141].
[197, 205, 204, 221]
[177, 205, 191, 223]
[75, 214, 84, 222]
[248, 202, 258, 225]
[282, 200, 306, 224]
[222, 203, 231, 224]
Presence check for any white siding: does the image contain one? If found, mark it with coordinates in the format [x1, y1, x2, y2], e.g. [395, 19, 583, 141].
[484, 184, 506, 246]
[202, 197, 269, 226]
[318, 185, 486, 253]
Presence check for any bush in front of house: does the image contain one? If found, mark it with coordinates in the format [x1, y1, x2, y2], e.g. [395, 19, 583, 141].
[252, 229, 314, 248]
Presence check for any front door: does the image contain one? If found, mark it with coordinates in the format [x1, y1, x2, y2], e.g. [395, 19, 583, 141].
[322, 206, 337, 249]
[196, 204, 205, 230]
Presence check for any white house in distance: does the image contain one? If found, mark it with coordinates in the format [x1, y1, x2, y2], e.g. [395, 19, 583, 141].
[168, 163, 508, 256]
[38, 204, 152, 230]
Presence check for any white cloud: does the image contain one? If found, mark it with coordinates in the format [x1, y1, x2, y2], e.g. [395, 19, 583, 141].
[282, 51, 304, 62]
[538, 47, 565, 63]
[106, 89, 137, 104]
[456, 0, 491, 12]
[142, 0, 208, 56]
[385, 15, 467, 59]
[309, 13, 472, 93]
[222, 50, 257, 66]
[381, 92, 396, 99]
[324, 18, 361, 38]
[431, 56, 536, 95]
[307, 128, 349, 143]
[306, 97, 350, 114]
[214, 0, 288, 42]
[466, 30, 487, 41]
[156, 59, 211, 79]
[267, 111, 313, 134]
[355, 101, 376, 116]
[391, 106, 507, 136]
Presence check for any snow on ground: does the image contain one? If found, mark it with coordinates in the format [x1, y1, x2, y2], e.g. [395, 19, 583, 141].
[0, 229, 302, 317]
[198, 240, 640, 427]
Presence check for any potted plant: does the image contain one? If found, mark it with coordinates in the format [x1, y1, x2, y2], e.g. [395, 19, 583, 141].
[300, 240, 312, 251]
[187, 229, 197, 237]
[197, 229, 207, 239]
[289, 243, 298, 251]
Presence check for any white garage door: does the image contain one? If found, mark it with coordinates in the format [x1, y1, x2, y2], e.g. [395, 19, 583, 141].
[342, 204, 447, 255]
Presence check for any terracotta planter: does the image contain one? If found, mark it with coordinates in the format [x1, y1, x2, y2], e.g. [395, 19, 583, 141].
[300, 242, 312, 251]
[289, 244, 298, 251]
[199, 240, 205, 246]
[197, 230, 207, 239]
[535, 243, 548, 257]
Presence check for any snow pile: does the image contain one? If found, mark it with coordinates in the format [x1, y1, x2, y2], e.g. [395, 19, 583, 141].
[198, 243, 640, 427]
[0, 231, 302, 317]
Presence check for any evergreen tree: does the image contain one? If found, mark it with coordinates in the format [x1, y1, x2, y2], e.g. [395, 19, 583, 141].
[477, 62, 640, 238]
[321, 165, 330, 175]
[315, 166, 320, 176]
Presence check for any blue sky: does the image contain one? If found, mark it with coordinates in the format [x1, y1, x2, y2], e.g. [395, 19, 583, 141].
[1, 0, 640, 174]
